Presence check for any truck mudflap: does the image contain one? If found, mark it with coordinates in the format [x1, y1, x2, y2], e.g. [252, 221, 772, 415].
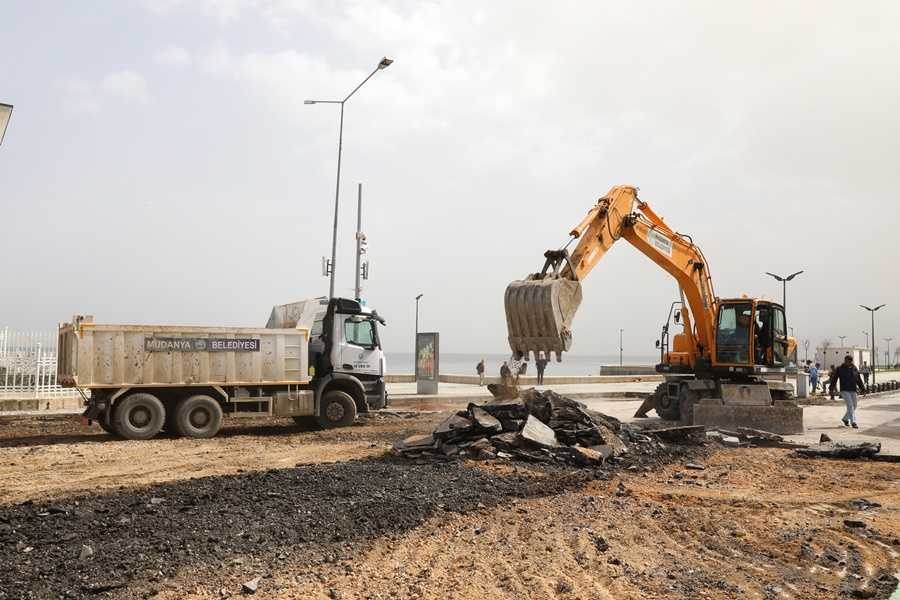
[81, 402, 103, 425]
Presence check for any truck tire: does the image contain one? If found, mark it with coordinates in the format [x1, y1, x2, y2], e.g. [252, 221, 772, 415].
[174, 395, 223, 439]
[97, 417, 117, 436]
[653, 383, 681, 421]
[317, 390, 357, 429]
[113, 393, 165, 440]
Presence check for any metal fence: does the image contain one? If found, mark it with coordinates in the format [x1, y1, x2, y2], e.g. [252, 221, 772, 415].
[0, 327, 79, 399]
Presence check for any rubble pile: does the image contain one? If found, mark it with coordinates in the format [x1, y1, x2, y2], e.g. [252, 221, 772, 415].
[393, 389, 665, 466]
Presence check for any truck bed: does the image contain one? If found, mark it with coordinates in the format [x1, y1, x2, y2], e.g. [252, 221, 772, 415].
[58, 318, 310, 389]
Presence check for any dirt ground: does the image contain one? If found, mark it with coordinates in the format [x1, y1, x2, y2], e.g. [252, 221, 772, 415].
[1, 412, 898, 599]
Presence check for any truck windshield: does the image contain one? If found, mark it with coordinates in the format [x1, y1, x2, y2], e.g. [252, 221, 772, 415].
[344, 319, 376, 348]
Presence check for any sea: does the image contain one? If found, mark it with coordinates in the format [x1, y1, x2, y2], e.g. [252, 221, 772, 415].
[384, 352, 657, 376]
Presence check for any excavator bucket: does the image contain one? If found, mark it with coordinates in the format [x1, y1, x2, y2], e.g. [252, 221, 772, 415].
[504, 278, 583, 361]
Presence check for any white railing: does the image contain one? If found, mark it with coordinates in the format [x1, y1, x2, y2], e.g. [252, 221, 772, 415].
[0, 327, 79, 400]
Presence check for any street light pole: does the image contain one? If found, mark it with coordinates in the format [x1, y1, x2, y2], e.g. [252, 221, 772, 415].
[860, 304, 886, 384]
[306, 58, 393, 299]
[885, 337, 893, 369]
[354, 183, 365, 302]
[415, 293, 423, 340]
[0, 103, 13, 145]
[862, 330, 869, 348]
[765, 270, 804, 313]
[619, 329, 623, 367]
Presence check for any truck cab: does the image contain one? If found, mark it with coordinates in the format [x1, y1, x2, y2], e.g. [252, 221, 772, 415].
[268, 297, 387, 410]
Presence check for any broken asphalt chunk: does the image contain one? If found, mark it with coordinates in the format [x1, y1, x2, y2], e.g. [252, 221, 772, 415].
[518, 415, 559, 448]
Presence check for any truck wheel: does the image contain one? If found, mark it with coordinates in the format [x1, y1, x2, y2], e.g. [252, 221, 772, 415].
[113, 393, 165, 440]
[174, 395, 223, 439]
[317, 390, 357, 428]
[654, 383, 681, 421]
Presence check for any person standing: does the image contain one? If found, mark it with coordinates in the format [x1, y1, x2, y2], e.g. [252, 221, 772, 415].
[476, 359, 485, 386]
[808, 362, 819, 396]
[536, 354, 548, 385]
[500, 361, 512, 386]
[829, 354, 867, 428]
[860, 361, 871, 386]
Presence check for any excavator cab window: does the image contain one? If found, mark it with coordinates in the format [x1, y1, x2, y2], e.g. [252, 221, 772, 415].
[716, 302, 752, 364]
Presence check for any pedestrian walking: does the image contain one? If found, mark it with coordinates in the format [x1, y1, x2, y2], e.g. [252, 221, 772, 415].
[476, 359, 485, 386]
[829, 354, 867, 428]
[808, 362, 819, 395]
[860, 361, 871, 386]
[536, 354, 548, 385]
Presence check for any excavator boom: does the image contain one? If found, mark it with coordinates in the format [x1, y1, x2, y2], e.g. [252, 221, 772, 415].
[504, 185, 716, 362]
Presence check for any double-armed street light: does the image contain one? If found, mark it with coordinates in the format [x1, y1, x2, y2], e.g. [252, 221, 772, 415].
[765, 270, 803, 313]
[306, 58, 393, 298]
[860, 304, 886, 384]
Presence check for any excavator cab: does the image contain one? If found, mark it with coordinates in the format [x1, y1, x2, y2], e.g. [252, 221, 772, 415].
[713, 299, 788, 370]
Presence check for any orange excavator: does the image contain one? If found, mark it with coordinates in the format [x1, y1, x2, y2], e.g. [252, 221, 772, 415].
[504, 185, 802, 433]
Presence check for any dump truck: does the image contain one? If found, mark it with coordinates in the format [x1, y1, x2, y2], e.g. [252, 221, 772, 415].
[57, 297, 387, 440]
[504, 185, 803, 434]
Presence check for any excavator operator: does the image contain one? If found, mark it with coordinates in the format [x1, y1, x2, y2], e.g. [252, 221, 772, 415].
[756, 307, 772, 365]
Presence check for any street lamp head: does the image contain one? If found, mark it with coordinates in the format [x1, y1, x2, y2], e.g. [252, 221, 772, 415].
[303, 100, 316, 105]
[416, 293, 423, 300]
[0, 103, 13, 145]
[785, 270, 804, 281]
[377, 57, 394, 70]
[765, 272, 784, 282]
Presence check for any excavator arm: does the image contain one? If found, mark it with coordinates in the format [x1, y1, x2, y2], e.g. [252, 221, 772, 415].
[505, 185, 717, 362]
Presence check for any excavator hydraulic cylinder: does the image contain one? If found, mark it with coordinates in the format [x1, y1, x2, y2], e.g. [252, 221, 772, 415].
[504, 277, 582, 361]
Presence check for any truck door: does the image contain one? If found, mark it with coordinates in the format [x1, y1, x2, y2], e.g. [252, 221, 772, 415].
[339, 316, 382, 376]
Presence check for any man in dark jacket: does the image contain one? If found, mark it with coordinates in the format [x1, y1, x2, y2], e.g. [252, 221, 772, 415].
[829, 354, 867, 428]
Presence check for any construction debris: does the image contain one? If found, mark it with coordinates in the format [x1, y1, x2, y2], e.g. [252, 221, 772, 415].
[795, 441, 882, 460]
[393, 389, 671, 466]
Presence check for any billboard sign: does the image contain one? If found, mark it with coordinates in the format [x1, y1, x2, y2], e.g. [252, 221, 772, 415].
[415, 332, 439, 394]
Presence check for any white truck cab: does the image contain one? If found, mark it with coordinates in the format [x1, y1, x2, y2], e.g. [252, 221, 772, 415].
[268, 297, 387, 410]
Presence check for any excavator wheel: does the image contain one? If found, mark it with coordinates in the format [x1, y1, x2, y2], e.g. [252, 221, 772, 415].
[653, 383, 681, 421]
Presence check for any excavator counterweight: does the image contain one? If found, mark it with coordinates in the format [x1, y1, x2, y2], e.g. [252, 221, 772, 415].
[504, 277, 582, 361]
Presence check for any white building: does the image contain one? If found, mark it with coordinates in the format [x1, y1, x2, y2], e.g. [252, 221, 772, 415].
[814, 346, 871, 369]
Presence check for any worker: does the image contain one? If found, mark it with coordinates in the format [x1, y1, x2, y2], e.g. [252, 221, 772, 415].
[829, 354, 867, 428]
[536, 353, 548, 385]
[733, 313, 752, 362]
[808, 362, 820, 396]
[500, 361, 512, 386]
[476, 359, 485, 386]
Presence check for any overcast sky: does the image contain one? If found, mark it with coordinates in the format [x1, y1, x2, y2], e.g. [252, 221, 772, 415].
[1, 1, 899, 361]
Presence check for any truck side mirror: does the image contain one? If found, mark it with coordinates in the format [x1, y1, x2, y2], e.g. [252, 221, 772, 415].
[655, 340, 661, 348]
